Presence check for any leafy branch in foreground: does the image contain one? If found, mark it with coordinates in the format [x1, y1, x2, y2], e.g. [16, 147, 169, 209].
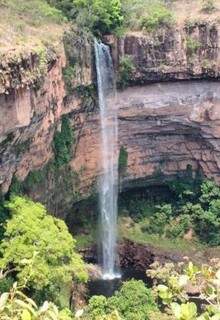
[0, 281, 73, 320]
[147, 260, 220, 320]
[0, 196, 88, 306]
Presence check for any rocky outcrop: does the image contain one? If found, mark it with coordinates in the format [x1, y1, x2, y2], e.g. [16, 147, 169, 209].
[110, 23, 220, 84]
[0, 49, 66, 193]
[0, 30, 94, 204]
[118, 240, 154, 272]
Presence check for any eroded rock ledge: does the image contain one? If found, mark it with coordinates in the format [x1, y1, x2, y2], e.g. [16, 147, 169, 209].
[72, 80, 220, 195]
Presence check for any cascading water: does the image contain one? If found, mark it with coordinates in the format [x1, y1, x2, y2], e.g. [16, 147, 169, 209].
[94, 40, 120, 280]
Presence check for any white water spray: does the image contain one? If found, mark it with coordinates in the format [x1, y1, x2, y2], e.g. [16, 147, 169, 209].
[94, 40, 120, 280]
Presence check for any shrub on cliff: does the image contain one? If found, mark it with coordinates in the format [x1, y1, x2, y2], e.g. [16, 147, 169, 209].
[186, 36, 201, 56]
[140, 1, 174, 32]
[202, 0, 216, 13]
[118, 56, 135, 88]
[0, 196, 88, 306]
[53, 115, 74, 168]
[118, 145, 128, 173]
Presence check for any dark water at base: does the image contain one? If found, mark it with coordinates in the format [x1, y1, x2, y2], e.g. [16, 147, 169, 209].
[88, 267, 149, 297]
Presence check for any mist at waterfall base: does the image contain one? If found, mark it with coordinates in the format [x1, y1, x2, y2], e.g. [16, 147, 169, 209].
[94, 40, 120, 280]
[88, 267, 148, 297]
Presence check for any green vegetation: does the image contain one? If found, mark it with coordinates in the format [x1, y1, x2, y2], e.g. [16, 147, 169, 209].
[47, 0, 124, 35]
[118, 146, 128, 174]
[0, 196, 87, 307]
[53, 115, 74, 168]
[147, 260, 220, 320]
[119, 179, 220, 247]
[86, 280, 156, 320]
[74, 0, 123, 35]
[0, 198, 9, 241]
[117, 56, 134, 89]
[186, 36, 201, 56]
[8, 160, 81, 215]
[63, 66, 76, 94]
[1, 0, 64, 25]
[46, 0, 176, 35]
[119, 217, 205, 254]
[202, 0, 216, 13]
[0, 281, 74, 319]
[0, 0, 65, 60]
[140, 1, 174, 32]
[121, 0, 174, 32]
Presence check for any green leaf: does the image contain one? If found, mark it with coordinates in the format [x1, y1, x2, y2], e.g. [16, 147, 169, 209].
[171, 302, 181, 319]
[14, 299, 37, 316]
[181, 302, 197, 320]
[21, 309, 32, 320]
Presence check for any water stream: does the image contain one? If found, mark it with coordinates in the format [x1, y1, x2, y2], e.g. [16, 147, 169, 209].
[94, 40, 119, 279]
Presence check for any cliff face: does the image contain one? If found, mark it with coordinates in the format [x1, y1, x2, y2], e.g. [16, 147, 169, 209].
[1, 23, 220, 215]
[112, 23, 220, 83]
[0, 50, 66, 193]
[72, 80, 220, 194]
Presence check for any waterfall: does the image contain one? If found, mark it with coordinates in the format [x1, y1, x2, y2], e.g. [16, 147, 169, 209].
[94, 40, 120, 280]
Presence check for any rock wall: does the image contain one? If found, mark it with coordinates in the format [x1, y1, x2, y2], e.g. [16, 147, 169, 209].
[1, 24, 220, 216]
[71, 80, 220, 195]
[109, 22, 220, 83]
[0, 50, 66, 193]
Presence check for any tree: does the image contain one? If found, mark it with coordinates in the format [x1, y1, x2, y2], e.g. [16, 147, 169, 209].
[199, 179, 220, 207]
[73, 0, 123, 34]
[0, 196, 87, 304]
[87, 280, 155, 320]
[109, 279, 156, 320]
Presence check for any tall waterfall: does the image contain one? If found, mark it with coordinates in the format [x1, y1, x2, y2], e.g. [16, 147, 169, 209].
[94, 40, 119, 279]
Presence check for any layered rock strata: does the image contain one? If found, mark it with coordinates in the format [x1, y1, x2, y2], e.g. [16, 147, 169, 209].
[1, 25, 220, 215]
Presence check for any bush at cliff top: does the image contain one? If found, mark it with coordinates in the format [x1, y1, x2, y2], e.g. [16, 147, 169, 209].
[0, 196, 88, 305]
[140, 1, 174, 31]
[47, 0, 123, 34]
[121, 0, 173, 31]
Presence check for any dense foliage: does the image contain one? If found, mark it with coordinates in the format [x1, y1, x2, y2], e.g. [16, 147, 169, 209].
[117, 56, 134, 88]
[119, 179, 220, 246]
[140, 1, 173, 31]
[202, 0, 216, 13]
[121, 0, 174, 32]
[47, 0, 123, 34]
[0, 282, 73, 320]
[0, 196, 87, 306]
[53, 115, 74, 168]
[147, 260, 220, 320]
[118, 146, 128, 174]
[86, 280, 156, 320]
[45, 0, 177, 35]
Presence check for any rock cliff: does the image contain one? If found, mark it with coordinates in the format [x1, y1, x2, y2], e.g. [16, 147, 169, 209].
[1, 23, 220, 215]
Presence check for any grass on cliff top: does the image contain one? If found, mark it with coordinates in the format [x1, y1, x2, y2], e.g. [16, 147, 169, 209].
[0, 0, 66, 55]
[122, 0, 220, 33]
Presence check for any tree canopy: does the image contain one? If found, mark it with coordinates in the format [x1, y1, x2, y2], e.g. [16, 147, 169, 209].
[0, 196, 87, 300]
